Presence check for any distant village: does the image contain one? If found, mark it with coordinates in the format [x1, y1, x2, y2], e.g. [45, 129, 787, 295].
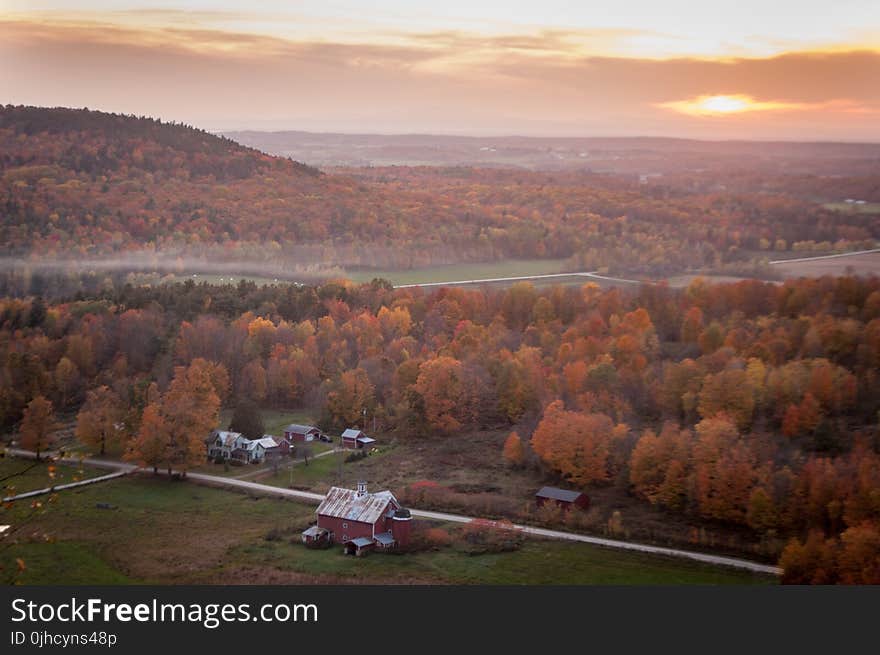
[205, 423, 375, 466]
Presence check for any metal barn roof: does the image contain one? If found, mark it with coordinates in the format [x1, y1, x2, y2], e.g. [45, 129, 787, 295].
[374, 532, 395, 546]
[285, 424, 319, 434]
[341, 428, 366, 439]
[535, 486, 584, 502]
[316, 486, 399, 524]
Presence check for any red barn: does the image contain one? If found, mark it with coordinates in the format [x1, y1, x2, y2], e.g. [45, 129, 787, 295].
[341, 428, 376, 450]
[284, 424, 324, 443]
[302, 482, 411, 555]
[535, 486, 590, 511]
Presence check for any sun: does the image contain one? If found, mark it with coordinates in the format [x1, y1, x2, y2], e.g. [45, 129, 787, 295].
[697, 95, 751, 113]
[658, 93, 804, 117]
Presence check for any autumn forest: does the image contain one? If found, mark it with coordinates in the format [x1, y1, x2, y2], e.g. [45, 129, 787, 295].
[2, 106, 880, 585]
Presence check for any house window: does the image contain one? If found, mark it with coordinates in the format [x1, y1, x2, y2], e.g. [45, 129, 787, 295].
[342, 522, 348, 529]
[342, 535, 348, 541]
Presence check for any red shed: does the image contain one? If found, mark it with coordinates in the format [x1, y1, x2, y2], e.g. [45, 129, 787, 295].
[302, 482, 411, 552]
[341, 428, 376, 450]
[284, 424, 323, 443]
[535, 486, 590, 511]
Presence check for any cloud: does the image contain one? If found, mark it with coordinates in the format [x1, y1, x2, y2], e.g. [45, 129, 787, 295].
[1, 18, 877, 139]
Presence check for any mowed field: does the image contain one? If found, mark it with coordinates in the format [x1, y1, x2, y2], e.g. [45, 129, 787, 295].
[136, 258, 589, 289]
[771, 251, 880, 278]
[342, 258, 574, 285]
[1, 457, 103, 496]
[0, 468, 774, 585]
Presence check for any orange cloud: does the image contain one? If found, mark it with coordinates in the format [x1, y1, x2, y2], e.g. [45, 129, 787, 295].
[1, 18, 877, 139]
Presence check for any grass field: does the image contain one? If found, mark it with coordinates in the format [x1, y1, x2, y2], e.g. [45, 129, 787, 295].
[342, 258, 575, 285]
[771, 251, 880, 278]
[253, 449, 346, 490]
[823, 202, 880, 214]
[0, 458, 102, 496]
[0, 475, 775, 585]
[139, 258, 581, 289]
[217, 407, 320, 437]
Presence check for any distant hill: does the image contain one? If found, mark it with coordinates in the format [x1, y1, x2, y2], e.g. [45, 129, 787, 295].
[224, 129, 880, 176]
[0, 106, 537, 272]
[1, 106, 877, 278]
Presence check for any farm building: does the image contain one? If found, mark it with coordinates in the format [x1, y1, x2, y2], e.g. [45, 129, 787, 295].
[341, 428, 376, 450]
[284, 424, 324, 443]
[207, 431, 290, 465]
[302, 482, 411, 555]
[207, 430, 250, 463]
[262, 434, 291, 458]
[535, 487, 590, 511]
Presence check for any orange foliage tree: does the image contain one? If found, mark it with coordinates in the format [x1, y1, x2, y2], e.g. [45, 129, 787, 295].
[19, 395, 57, 460]
[530, 400, 625, 486]
[74, 385, 124, 455]
[502, 431, 525, 467]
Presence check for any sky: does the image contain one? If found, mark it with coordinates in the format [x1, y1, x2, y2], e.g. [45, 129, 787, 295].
[1, 1, 879, 140]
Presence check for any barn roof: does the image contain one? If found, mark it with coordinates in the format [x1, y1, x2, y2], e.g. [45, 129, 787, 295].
[348, 537, 374, 548]
[317, 486, 398, 524]
[374, 532, 395, 546]
[285, 424, 319, 434]
[535, 486, 584, 502]
[341, 428, 365, 439]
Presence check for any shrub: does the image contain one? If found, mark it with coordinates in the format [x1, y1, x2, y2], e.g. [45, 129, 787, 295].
[457, 521, 524, 555]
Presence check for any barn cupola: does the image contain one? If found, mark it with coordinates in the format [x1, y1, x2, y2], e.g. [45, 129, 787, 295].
[356, 481, 368, 498]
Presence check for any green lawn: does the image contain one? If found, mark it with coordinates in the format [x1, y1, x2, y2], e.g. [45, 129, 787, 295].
[255, 450, 345, 489]
[342, 258, 575, 285]
[235, 535, 774, 585]
[138, 258, 580, 289]
[217, 407, 319, 436]
[0, 473, 776, 585]
[4, 542, 133, 585]
[0, 458, 101, 496]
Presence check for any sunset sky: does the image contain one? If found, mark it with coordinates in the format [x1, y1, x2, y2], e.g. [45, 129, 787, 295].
[2, 1, 879, 140]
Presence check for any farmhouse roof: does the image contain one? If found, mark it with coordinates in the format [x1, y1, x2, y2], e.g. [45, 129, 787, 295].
[535, 486, 584, 502]
[317, 486, 398, 524]
[253, 437, 279, 449]
[213, 430, 242, 447]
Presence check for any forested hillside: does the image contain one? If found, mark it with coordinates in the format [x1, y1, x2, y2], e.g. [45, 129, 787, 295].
[2, 106, 877, 276]
[3, 275, 879, 582]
